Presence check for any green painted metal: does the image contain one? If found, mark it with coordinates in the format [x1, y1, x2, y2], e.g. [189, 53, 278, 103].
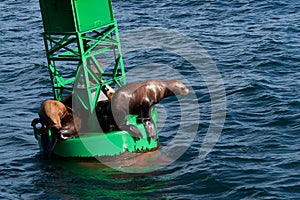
[39, 0, 126, 112]
[39, 0, 114, 33]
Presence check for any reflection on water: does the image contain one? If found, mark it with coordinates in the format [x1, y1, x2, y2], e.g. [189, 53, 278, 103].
[34, 154, 172, 199]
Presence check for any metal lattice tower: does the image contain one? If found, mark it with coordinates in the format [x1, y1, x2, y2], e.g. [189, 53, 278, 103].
[39, 0, 126, 114]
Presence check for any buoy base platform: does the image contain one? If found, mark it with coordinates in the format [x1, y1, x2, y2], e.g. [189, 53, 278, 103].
[32, 108, 159, 158]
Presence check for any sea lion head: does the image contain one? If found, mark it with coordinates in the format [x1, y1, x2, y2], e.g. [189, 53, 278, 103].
[101, 84, 115, 100]
[107, 89, 115, 100]
[163, 80, 189, 96]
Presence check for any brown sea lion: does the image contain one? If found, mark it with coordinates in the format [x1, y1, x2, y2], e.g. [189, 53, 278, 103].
[62, 84, 115, 109]
[62, 83, 115, 132]
[39, 99, 82, 137]
[110, 80, 189, 140]
[38, 100, 68, 130]
[38, 100, 81, 156]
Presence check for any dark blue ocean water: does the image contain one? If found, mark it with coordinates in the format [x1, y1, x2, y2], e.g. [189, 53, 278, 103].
[1, 0, 300, 199]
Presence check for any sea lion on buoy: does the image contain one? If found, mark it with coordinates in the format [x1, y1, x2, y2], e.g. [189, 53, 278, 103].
[58, 113, 82, 139]
[110, 80, 189, 140]
[39, 99, 82, 137]
[62, 83, 115, 132]
[62, 83, 115, 109]
[38, 100, 68, 131]
[38, 100, 81, 156]
[96, 100, 118, 133]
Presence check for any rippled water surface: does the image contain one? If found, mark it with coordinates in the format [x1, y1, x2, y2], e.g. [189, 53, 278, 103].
[1, 0, 299, 199]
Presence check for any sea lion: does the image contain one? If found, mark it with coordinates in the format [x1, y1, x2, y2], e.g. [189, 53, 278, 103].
[96, 99, 120, 133]
[62, 83, 115, 132]
[38, 100, 68, 131]
[110, 80, 189, 140]
[38, 100, 81, 156]
[58, 113, 82, 139]
[62, 84, 115, 108]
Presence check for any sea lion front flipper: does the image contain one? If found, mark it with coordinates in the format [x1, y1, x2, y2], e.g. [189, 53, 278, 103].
[142, 118, 157, 141]
[140, 107, 157, 140]
[44, 134, 58, 157]
[119, 124, 143, 139]
[41, 127, 58, 157]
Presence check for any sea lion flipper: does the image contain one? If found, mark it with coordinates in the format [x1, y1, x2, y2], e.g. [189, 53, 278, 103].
[129, 125, 143, 138]
[119, 124, 143, 138]
[41, 127, 58, 157]
[44, 134, 58, 157]
[147, 122, 157, 141]
[142, 118, 157, 141]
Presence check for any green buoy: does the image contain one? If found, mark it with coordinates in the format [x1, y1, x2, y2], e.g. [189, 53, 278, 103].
[32, 0, 160, 157]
